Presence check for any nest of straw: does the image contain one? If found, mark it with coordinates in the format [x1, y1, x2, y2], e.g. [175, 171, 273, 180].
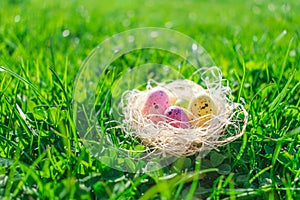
[119, 67, 248, 157]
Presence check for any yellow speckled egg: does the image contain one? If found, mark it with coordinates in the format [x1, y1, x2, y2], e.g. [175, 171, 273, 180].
[188, 93, 217, 127]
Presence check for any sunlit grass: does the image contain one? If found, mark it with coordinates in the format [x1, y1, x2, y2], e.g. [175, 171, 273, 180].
[0, 0, 300, 199]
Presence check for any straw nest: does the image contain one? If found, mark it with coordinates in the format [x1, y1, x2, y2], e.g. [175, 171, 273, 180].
[119, 67, 248, 157]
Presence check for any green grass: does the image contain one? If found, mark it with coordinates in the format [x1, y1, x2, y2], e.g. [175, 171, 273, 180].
[1, 0, 300, 199]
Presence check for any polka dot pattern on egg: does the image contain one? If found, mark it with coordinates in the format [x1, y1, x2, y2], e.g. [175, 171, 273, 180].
[188, 93, 217, 127]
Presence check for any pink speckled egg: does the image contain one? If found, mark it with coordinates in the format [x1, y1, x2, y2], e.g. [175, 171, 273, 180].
[142, 89, 171, 124]
[164, 106, 190, 128]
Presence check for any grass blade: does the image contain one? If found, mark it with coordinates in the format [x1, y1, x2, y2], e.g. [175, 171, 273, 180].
[0, 66, 47, 102]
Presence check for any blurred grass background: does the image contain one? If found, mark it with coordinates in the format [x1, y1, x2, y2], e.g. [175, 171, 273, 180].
[0, 0, 300, 199]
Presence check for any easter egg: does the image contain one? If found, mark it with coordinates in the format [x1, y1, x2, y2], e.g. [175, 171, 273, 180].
[174, 98, 189, 109]
[166, 90, 177, 105]
[188, 93, 217, 127]
[164, 80, 205, 100]
[164, 106, 190, 128]
[142, 89, 171, 124]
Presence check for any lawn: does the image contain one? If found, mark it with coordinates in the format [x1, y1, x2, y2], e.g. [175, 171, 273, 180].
[0, 0, 300, 199]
